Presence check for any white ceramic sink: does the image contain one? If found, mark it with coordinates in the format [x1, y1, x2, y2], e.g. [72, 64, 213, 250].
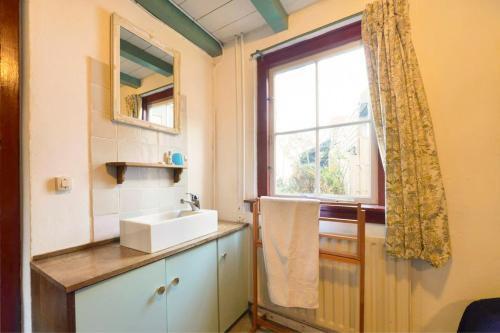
[120, 209, 218, 253]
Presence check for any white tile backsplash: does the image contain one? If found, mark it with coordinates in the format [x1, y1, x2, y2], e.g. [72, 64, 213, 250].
[141, 144, 159, 163]
[91, 84, 111, 115]
[139, 168, 162, 188]
[141, 188, 160, 210]
[92, 137, 117, 165]
[89, 59, 187, 242]
[93, 189, 119, 215]
[91, 137, 118, 189]
[90, 58, 111, 89]
[140, 128, 158, 145]
[158, 187, 184, 210]
[117, 140, 142, 162]
[118, 167, 143, 188]
[93, 214, 120, 241]
[118, 124, 141, 142]
[119, 188, 143, 213]
[92, 109, 116, 139]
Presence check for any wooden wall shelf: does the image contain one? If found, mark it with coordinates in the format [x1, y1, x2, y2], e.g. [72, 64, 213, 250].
[106, 162, 186, 184]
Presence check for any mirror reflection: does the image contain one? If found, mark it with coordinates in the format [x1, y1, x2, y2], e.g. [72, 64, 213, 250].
[119, 27, 176, 129]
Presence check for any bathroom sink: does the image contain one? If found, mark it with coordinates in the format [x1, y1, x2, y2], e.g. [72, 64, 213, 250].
[120, 209, 218, 253]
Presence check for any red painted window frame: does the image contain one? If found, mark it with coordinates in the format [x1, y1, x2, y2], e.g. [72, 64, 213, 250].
[255, 20, 385, 224]
[141, 86, 174, 122]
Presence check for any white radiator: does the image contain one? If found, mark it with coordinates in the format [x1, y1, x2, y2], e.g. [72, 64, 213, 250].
[257, 236, 411, 332]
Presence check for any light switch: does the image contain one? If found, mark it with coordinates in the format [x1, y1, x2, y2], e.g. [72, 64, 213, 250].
[55, 176, 72, 192]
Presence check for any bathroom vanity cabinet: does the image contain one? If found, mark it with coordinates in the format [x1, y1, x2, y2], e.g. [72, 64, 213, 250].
[218, 229, 249, 332]
[31, 222, 248, 332]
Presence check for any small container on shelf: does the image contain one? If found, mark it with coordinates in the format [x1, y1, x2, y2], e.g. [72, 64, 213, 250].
[164, 151, 173, 165]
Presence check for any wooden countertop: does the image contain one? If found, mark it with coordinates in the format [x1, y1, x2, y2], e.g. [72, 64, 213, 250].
[31, 220, 248, 293]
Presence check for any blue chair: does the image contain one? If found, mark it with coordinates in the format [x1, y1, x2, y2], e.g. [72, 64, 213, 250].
[458, 298, 500, 332]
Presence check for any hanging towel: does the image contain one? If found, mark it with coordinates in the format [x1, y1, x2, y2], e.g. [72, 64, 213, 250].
[260, 196, 320, 309]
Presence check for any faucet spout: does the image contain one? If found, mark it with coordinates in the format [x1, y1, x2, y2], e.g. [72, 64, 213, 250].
[180, 198, 200, 211]
[180, 193, 200, 211]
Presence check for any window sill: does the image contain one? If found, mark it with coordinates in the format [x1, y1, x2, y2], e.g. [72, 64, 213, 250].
[244, 199, 385, 224]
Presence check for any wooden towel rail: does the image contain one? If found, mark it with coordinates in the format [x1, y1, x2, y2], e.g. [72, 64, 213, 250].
[251, 199, 366, 333]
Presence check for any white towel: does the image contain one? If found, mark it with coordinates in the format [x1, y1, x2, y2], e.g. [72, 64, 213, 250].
[260, 196, 320, 309]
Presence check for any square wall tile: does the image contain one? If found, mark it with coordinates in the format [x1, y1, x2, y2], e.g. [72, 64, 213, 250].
[91, 84, 111, 115]
[119, 188, 159, 215]
[92, 164, 117, 189]
[142, 144, 159, 163]
[89, 58, 111, 89]
[141, 128, 158, 145]
[158, 187, 178, 210]
[159, 133, 185, 150]
[140, 168, 161, 188]
[93, 213, 119, 241]
[92, 109, 116, 139]
[118, 167, 143, 189]
[93, 188, 119, 215]
[119, 188, 143, 214]
[118, 124, 141, 142]
[91, 137, 117, 189]
[91, 137, 117, 165]
[141, 188, 160, 210]
[118, 140, 142, 162]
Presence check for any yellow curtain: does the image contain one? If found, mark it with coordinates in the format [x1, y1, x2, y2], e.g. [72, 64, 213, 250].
[362, 0, 451, 267]
[125, 94, 142, 119]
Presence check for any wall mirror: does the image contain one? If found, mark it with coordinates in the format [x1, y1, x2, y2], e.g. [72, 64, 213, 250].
[111, 14, 180, 134]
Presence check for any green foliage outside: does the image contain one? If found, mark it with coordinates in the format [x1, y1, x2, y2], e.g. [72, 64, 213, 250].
[276, 139, 348, 195]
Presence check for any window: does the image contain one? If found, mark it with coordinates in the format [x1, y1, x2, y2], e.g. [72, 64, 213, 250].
[141, 86, 174, 127]
[256, 21, 385, 222]
[270, 43, 377, 203]
[148, 99, 174, 127]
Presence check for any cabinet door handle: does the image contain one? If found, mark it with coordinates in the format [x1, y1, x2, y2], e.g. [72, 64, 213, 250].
[170, 277, 180, 286]
[156, 285, 166, 295]
[221, 252, 227, 259]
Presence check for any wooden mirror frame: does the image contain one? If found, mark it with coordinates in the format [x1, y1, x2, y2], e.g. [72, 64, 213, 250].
[111, 13, 181, 134]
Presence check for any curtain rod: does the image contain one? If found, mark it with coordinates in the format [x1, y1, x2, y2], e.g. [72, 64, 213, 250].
[250, 11, 363, 59]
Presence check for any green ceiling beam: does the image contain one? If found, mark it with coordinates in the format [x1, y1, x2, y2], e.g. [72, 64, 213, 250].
[251, 0, 288, 33]
[120, 72, 141, 89]
[135, 0, 222, 57]
[121, 39, 173, 76]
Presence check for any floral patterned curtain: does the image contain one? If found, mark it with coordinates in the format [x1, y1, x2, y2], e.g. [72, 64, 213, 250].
[125, 94, 142, 119]
[362, 0, 451, 267]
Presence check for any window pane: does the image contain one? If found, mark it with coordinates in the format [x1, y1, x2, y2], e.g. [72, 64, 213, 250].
[319, 123, 371, 197]
[274, 131, 316, 195]
[318, 47, 370, 126]
[149, 99, 174, 127]
[273, 63, 316, 133]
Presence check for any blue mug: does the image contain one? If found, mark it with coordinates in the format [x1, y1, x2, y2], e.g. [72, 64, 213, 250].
[171, 152, 184, 166]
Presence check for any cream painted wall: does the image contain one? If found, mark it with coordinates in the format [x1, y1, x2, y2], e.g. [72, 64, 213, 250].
[24, 0, 215, 257]
[213, 0, 500, 331]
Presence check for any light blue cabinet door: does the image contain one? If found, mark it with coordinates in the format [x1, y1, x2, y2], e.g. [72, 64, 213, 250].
[75, 260, 167, 332]
[218, 229, 249, 332]
[166, 241, 218, 332]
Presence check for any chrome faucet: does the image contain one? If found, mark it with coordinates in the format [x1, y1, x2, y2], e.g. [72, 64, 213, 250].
[180, 193, 200, 211]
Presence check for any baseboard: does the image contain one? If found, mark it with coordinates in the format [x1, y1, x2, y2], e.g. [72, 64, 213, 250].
[249, 302, 333, 333]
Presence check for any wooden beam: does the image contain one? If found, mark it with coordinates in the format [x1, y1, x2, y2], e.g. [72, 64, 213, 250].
[120, 39, 173, 76]
[135, 0, 222, 57]
[120, 72, 141, 89]
[251, 0, 288, 33]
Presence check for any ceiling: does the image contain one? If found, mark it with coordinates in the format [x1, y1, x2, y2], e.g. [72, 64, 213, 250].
[120, 27, 173, 79]
[171, 0, 320, 43]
